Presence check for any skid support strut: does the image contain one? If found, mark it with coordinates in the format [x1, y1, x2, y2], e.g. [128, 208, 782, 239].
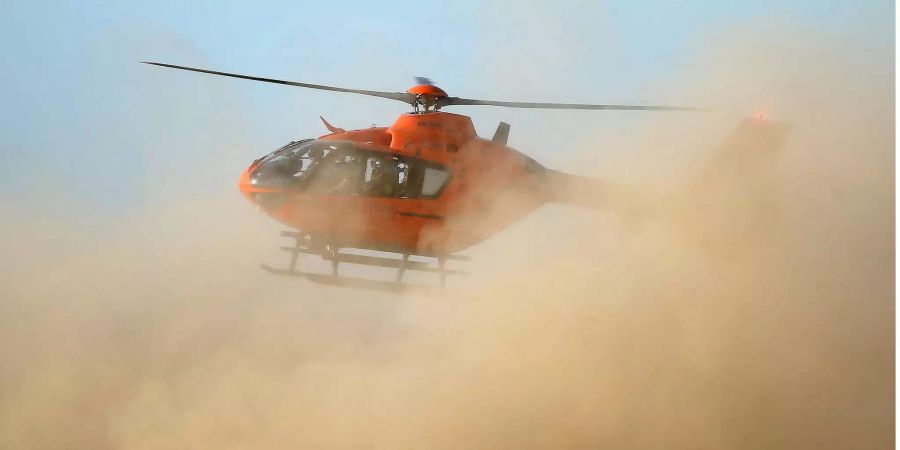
[261, 230, 470, 292]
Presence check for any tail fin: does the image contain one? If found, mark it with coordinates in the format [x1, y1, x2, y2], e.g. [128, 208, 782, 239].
[689, 118, 792, 196]
[677, 118, 793, 256]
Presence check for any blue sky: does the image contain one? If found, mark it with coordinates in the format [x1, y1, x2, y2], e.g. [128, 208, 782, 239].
[0, 0, 892, 217]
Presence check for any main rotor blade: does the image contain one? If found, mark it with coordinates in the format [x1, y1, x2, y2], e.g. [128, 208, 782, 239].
[439, 96, 704, 111]
[141, 62, 416, 105]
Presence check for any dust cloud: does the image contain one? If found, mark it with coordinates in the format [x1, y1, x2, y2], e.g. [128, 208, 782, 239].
[0, 27, 893, 450]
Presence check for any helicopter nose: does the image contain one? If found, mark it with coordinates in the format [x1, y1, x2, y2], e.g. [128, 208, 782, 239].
[237, 166, 256, 194]
[237, 165, 287, 210]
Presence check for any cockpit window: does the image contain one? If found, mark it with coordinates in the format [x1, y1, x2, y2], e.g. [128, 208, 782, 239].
[251, 139, 451, 198]
[256, 139, 311, 165]
[307, 147, 364, 195]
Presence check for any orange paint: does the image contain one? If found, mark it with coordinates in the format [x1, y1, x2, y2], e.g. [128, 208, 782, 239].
[406, 84, 447, 97]
[238, 109, 548, 255]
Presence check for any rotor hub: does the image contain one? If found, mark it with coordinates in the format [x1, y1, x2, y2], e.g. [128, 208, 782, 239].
[407, 84, 448, 112]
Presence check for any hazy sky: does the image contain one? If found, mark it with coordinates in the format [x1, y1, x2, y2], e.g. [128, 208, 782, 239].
[0, 4, 893, 448]
[0, 0, 892, 215]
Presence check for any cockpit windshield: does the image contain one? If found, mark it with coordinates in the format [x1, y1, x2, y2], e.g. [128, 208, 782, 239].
[250, 140, 354, 189]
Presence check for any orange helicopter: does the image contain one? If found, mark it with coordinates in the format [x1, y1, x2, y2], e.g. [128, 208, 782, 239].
[143, 62, 704, 290]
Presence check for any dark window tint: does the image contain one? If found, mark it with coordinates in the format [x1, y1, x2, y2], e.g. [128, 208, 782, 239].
[360, 152, 451, 199]
[259, 139, 451, 198]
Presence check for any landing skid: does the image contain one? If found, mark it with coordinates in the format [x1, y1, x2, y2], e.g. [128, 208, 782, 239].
[260, 264, 435, 294]
[261, 230, 469, 291]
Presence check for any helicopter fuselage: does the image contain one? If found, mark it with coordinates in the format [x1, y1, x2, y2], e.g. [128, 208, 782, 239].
[238, 111, 550, 255]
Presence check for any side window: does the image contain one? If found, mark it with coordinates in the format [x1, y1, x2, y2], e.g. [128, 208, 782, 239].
[363, 156, 398, 197]
[307, 146, 451, 199]
[421, 167, 450, 197]
[388, 159, 450, 199]
[395, 162, 410, 198]
[398, 159, 450, 199]
[307, 149, 363, 195]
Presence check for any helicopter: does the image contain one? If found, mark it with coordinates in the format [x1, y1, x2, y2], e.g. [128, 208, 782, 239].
[142, 62, 745, 291]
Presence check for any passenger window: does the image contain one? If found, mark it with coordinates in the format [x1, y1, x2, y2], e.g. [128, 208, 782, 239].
[421, 167, 450, 197]
[296, 144, 450, 199]
[396, 162, 410, 197]
[363, 156, 397, 197]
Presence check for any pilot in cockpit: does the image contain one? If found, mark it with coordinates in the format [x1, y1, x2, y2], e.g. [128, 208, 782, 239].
[323, 151, 361, 195]
[366, 159, 395, 197]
